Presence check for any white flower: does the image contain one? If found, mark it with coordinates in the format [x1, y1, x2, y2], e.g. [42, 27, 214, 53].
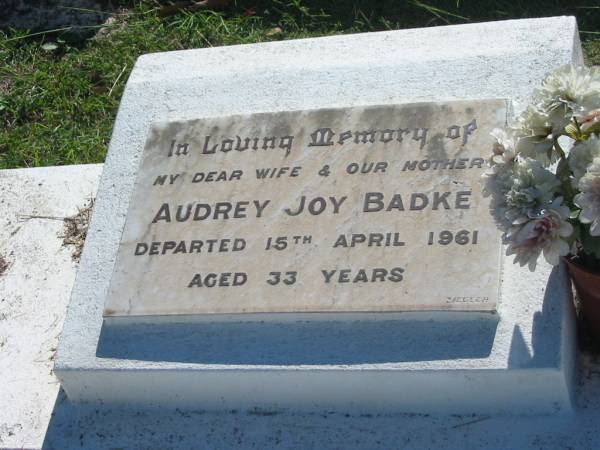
[482, 129, 517, 210]
[505, 199, 574, 271]
[580, 109, 600, 135]
[490, 128, 516, 165]
[482, 168, 516, 232]
[515, 105, 553, 137]
[568, 136, 600, 184]
[515, 134, 555, 165]
[503, 158, 561, 224]
[481, 157, 560, 231]
[512, 107, 555, 165]
[485, 64, 600, 272]
[533, 65, 600, 122]
[574, 157, 600, 236]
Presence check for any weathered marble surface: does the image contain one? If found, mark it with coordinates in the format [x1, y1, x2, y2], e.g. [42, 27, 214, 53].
[104, 100, 506, 317]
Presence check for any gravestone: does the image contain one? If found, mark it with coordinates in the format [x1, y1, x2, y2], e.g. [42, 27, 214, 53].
[104, 101, 505, 319]
[55, 17, 580, 414]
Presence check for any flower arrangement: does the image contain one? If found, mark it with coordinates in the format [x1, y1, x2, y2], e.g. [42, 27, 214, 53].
[482, 65, 600, 272]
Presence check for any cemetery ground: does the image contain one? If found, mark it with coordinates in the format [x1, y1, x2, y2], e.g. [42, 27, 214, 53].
[1, 0, 600, 169]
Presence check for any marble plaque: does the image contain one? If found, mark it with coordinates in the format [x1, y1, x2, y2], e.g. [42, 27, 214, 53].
[103, 100, 506, 317]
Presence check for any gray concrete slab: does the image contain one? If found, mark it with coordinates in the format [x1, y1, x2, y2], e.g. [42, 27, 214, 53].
[1, 164, 600, 449]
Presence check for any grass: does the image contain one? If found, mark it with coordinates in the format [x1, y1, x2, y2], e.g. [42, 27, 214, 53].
[1, 0, 599, 168]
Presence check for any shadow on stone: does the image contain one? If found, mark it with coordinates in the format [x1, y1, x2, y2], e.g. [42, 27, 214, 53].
[508, 264, 570, 369]
[96, 315, 498, 365]
[41, 389, 205, 449]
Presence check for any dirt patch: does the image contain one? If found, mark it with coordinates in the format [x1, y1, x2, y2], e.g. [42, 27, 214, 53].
[92, 11, 129, 41]
[60, 198, 94, 262]
[0, 254, 9, 277]
[247, 408, 280, 417]
[0, 79, 10, 96]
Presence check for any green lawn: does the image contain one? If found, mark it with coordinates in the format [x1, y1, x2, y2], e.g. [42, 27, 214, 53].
[1, 0, 599, 169]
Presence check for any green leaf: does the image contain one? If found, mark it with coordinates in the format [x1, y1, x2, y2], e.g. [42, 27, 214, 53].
[581, 231, 600, 259]
[565, 122, 579, 140]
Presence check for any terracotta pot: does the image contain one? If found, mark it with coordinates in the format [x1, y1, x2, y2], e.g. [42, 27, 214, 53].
[564, 256, 600, 340]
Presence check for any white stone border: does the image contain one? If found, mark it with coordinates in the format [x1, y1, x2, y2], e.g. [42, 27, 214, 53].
[55, 17, 582, 414]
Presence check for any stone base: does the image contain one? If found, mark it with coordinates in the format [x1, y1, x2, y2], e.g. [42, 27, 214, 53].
[55, 16, 582, 414]
[60, 262, 576, 415]
[2, 164, 600, 450]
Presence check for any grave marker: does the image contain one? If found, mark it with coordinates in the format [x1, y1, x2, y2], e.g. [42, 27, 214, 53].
[55, 17, 580, 413]
[104, 99, 506, 318]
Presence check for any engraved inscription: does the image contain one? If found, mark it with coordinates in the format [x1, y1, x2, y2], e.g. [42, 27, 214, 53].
[103, 101, 506, 317]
